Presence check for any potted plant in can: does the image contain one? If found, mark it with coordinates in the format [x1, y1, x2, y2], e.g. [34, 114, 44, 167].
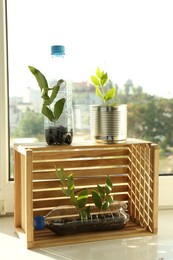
[90, 67, 127, 143]
[44, 168, 129, 235]
[28, 66, 73, 145]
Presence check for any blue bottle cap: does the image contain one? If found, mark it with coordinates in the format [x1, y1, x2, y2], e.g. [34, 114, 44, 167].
[34, 215, 45, 230]
[51, 45, 65, 56]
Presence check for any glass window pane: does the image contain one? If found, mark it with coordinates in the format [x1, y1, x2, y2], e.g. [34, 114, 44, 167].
[7, 0, 173, 179]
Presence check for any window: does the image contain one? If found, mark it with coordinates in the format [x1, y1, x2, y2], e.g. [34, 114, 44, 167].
[7, 0, 173, 176]
[1, 0, 173, 211]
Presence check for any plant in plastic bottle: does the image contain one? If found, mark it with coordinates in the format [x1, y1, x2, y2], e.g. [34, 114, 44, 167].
[28, 66, 72, 145]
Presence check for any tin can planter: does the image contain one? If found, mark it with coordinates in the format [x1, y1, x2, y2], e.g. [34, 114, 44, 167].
[90, 104, 127, 143]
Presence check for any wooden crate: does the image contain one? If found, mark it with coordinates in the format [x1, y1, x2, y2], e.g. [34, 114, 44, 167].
[14, 138, 159, 249]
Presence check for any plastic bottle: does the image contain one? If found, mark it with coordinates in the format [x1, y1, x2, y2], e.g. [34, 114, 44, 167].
[44, 45, 73, 145]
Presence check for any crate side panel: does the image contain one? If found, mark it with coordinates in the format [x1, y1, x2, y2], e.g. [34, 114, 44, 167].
[128, 143, 158, 233]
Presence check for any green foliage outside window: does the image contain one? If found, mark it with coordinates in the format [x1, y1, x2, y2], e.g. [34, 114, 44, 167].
[12, 110, 44, 139]
[11, 79, 173, 168]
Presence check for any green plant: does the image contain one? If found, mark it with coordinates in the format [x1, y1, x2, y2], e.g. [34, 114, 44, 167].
[90, 67, 117, 106]
[56, 167, 115, 219]
[56, 168, 90, 221]
[28, 66, 66, 122]
[92, 175, 114, 212]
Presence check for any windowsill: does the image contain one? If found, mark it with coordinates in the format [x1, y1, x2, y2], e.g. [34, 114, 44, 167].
[0, 209, 173, 259]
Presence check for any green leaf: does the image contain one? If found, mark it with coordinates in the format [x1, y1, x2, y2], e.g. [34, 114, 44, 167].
[85, 205, 91, 217]
[62, 187, 70, 196]
[104, 87, 116, 102]
[41, 104, 55, 122]
[80, 210, 87, 221]
[91, 75, 100, 86]
[101, 73, 108, 86]
[102, 201, 110, 211]
[105, 175, 113, 195]
[109, 102, 117, 107]
[67, 174, 74, 194]
[77, 189, 88, 209]
[97, 185, 105, 198]
[56, 168, 65, 183]
[95, 85, 104, 100]
[96, 67, 104, 78]
[69, 193, 77, 206]
[55, 168, 70, 196]
[41, 88, 49, 101]
[107, 195, 114, 204]
[44, 85, 60, 106]
[28, 66, 49, 92]
[102, 196, 114, 211]
[48, 79, 65, 106]
[57, 79, 66, 87]
[92, 190, 102, 209]
[91, 67, 117, 105]
[80, 207, 90, 221]
[54, 98, 66, 121]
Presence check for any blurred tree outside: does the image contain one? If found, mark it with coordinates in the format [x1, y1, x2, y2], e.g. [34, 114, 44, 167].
[12, 109, 44, 140]
[117, 80, 173, 161]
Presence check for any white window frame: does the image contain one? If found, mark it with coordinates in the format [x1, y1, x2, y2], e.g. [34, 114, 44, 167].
[0, 0, 172, 214]
[159, 176, 173, 208]
[0, 0, 14, 214]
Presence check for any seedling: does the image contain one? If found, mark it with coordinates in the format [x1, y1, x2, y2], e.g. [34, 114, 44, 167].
[90, 67, 117, 106]
[92, 175, 114, 212]
[56, 168, 90, 221]
[28, 66, 66, 122]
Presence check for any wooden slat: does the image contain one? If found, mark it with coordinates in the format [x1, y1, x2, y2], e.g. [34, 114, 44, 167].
[32, 198, 129, 217]
[33, 184, 128, 199]
[33, 147, 129, 160]
[21, 155, 26, 231]
[16, 141, 129, 152]
[25, 149, 34, 245]
[33, 158, 129, 171]
[33, 193, 128, 209]
[33, 175, 128, 189]
[151, 143, 159, 234]
[33, 166, 129, 180]
[14, 150, 22, 228]
[14, 138, 151, 152]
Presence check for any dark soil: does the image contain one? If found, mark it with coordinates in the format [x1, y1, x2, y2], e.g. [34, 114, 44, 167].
[45, 126, 73, 145]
